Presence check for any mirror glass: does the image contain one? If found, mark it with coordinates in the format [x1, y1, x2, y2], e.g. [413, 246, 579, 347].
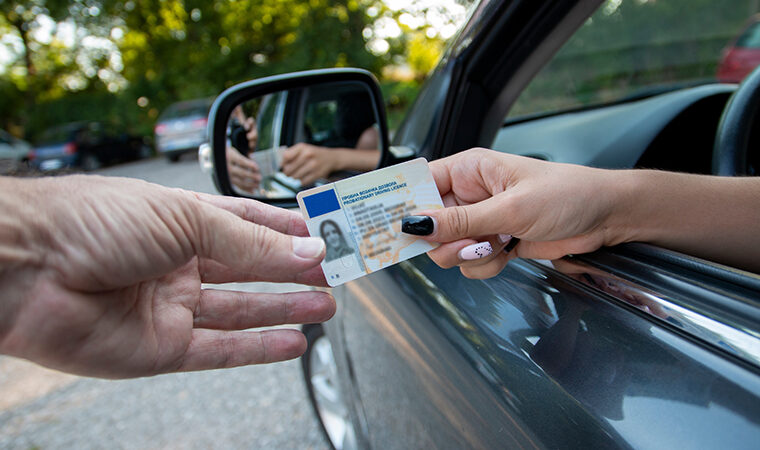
[223, 81, 382, 199]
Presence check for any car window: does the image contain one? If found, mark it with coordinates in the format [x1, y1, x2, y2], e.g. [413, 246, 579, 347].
[736, 20, 760, 48]
[507, 0, 760, 120]
[37, 125, 77, 145]
[160, 101, 212, 120]
[304, 99, 338, 145]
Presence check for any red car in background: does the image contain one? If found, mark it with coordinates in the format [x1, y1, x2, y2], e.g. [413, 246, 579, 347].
[717, 15, 760, 82]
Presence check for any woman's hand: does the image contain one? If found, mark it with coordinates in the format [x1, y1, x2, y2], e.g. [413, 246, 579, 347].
[227, 146, 261, 192]
[407, 148, 760, 277]
[0, 175, 333, 378]
[405, 148, 623, 279]
[281, 143, 338, 186]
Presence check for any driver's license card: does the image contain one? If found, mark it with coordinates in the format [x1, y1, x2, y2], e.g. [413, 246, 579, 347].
[296, 158, 443, 287]
[250, 147, 285, 180]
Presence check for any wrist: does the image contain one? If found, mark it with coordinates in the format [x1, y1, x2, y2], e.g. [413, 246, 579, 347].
[328, 149, 348, 172]
[598, 169, 647, 247]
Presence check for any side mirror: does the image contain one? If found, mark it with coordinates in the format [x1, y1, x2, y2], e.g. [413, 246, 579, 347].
[209, 68, 392, 207]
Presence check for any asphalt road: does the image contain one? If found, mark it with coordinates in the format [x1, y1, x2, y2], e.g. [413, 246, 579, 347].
[0, 155, 329, 450]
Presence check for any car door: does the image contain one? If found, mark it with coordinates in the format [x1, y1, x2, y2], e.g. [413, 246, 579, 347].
[336, 0, 760, 448]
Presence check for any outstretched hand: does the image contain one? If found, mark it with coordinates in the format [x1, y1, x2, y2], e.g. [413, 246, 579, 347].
[0, 175, 333, 378]
[417, 148, 621, 278]
[281, 143, 337, 186]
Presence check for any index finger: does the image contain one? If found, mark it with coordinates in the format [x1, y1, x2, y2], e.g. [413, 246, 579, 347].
[281, 147, 297, 165]
[192, 192, 308, 237]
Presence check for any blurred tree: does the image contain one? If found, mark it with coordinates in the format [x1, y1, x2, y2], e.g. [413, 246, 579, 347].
[0, 0, 69, 77]
[0, 0, 121, 134]
[0, 0, 465, 138]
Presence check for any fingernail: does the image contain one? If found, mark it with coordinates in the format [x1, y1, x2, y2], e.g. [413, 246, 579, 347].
[458, 242, 493, 260]
[293, 237, 325, 259]
[504, 237, 520, 253]
[402, 215, 434, 236]
[498, 234, 512, 244]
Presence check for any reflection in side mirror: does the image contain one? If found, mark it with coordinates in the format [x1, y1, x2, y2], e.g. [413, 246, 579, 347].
[210, 70, 387, 204]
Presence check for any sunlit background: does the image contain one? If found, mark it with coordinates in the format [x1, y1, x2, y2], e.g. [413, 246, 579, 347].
[0, 0, 471, 144]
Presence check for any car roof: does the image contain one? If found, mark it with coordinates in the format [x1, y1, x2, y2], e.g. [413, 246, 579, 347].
[158, 97, 215, 120]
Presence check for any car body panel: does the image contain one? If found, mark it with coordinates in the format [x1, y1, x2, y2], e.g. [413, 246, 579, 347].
[717, 47, 760, 83]
[336, 255, 760, 449]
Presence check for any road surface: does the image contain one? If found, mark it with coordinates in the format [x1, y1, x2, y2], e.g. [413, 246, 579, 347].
[0, 156, 329, 449]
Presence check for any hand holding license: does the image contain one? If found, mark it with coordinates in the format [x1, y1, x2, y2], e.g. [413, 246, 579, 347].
[297, 158, 443, 286]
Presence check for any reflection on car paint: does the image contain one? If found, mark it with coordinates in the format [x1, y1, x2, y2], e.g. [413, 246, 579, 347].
[367, 256, 760, 448]
[551, 257, 760, 369]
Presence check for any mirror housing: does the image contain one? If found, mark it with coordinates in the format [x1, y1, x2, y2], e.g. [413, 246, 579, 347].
[209, 68, 392, 207]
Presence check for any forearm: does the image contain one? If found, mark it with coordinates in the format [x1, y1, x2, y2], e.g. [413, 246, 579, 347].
[608, 170, 760, 272]
[330, 149, 380, 172]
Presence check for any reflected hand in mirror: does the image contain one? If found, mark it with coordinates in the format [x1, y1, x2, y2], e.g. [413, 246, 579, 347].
[281, 126, 380, 186]
[226, 104, 262, 193]
[226, 146, 261, 193]
[224, 81, 382, 199]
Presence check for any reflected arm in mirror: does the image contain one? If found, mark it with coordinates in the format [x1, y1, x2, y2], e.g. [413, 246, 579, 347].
[281, 126, 380, 186]
[226, 146, 261, 193]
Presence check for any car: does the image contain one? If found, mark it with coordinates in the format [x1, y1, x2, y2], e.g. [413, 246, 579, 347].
[0, 129, 32, 173]
[29, 121, 151, 172]
[717, 14, 760, 83]
[0, 129, 32, 161]
[154, 98, 214, 162]
[206, 0, 760, 448]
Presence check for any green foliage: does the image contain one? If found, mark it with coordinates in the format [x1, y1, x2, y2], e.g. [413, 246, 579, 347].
[380, 79, 421, 132]
[1, 0, 417, 139]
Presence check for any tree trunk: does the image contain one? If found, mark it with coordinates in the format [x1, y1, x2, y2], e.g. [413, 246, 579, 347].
[11, 19, 36, 77]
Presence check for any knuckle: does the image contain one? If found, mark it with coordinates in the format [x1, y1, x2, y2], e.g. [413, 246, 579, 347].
[248, 224, 278, 265]
[235, 292, 249, 329]
[464, 147, 489, 159]
[448, 206, 471, 238]
[217, 334, 236, 368]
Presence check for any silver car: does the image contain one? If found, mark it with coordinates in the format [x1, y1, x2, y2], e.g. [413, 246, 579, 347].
[0, 129, 31, 173]
[154, 98, 213, 162]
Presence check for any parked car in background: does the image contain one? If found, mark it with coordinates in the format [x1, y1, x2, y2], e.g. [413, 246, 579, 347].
[208, 0, 760, 448]
[0, 129, 32, 173]
[29, 121, 151, 172]
[154, 98, 213, 162]
[717, 14, 760, 82]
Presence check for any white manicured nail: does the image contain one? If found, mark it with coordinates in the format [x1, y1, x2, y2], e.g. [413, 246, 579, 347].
[458, 242, 493, 260]
[293, 237, 325, 259]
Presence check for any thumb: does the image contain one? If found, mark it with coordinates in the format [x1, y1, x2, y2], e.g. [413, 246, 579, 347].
[193, 200, 325, 279]
[404, 196, 508, 243]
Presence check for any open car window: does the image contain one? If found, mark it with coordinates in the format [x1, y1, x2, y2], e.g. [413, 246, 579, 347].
[507, 0, 760, 120]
